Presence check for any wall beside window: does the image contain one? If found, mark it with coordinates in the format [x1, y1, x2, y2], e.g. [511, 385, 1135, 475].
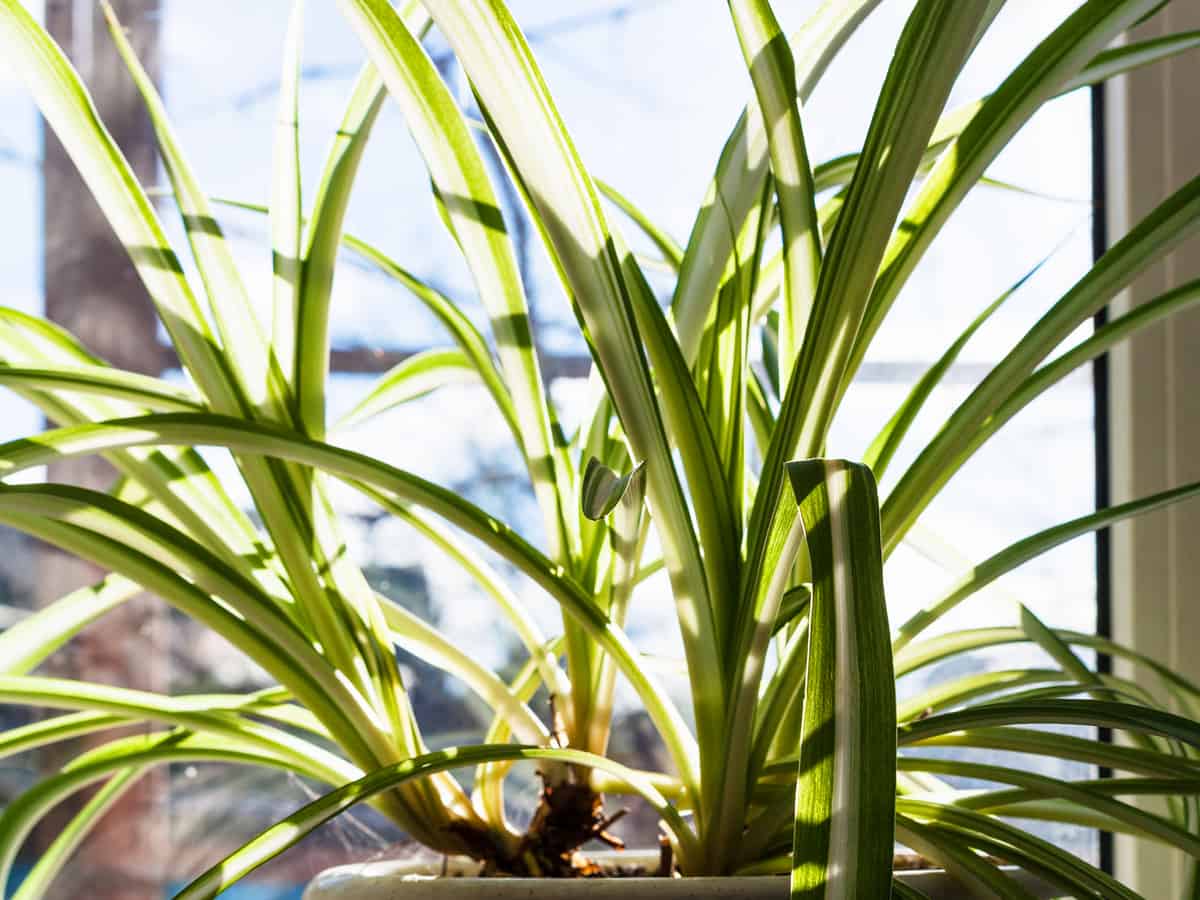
[1105, 2, 1200, 895]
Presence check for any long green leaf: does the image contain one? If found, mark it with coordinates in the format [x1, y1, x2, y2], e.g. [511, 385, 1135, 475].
[0, 677, 357, 781]
[596, 178, 683, 270]
[672, 0, 884, 361]
[0, 497, 399, 777]
[174, 744, 697, 899]
[401, 0, 714, 807]
[732, 7, 986, 850]
[0, 574, 141, 676]
[900, 799, 1137, 900]
[897, 667, 1144, 722]
[786, 460, 895, 899]
[904, 726, 1200, 779]
[0, 688, 327, 760]
[893, 477, 1200, 650]
[696, 175, 770, 525]
[0, 307, 293, 603]
[728, 0, 822, 382]
[0, 711, 126, 760]
[101, 2, 285, 421]
[895, 815, 1036, 899]
[0, 0, 242, 413]
[862, 250, 1055, 478]
[335, 348, 480, 430]
[851, 0, 1169, 404]
[11, 765, 143, 900]
[0, 413, 700, 794]
[0, 363, 201, 412]
[271, 0, 305, 414]
[296, 67, 382, 438]
[297, 1, 432, 434]
[900, 699, 1200, 750]
[335, 0, 570, 566]
[963, 775, 1200, 806]
[378, 596, 547, 744]
[616, 245, 739, 641]
[930, 278, 1200, 493]
[900, 756, 1200, 858]
[896, 628, 1200, 704]
[0, 730, 347, 892]
[1062, 27, 1200, 91]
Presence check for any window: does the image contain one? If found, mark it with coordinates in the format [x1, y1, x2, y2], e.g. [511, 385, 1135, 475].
[1, 2, 1104, 896]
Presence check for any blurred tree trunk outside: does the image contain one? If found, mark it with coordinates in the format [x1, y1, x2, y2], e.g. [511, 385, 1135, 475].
[37, 2, 169, 897]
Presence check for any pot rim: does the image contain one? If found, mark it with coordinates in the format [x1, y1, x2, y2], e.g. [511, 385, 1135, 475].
[302, 849, 1063, 899]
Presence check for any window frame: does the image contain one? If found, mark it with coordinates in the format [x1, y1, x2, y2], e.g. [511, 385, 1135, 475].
[1101, 4, 1200, 894]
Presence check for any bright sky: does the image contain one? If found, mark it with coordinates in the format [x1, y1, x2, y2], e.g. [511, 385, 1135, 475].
[0, 0, 1097, 672]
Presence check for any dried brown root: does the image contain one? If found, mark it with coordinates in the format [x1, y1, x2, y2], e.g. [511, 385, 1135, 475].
[448, 769, 630, 877]
[444, 696, 634, 877]
[514, 772, 630, 877]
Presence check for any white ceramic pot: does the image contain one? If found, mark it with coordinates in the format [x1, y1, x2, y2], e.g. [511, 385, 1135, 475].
[304, 851, 1062, 899]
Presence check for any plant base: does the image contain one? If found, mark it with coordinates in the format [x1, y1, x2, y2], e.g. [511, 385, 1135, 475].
[303, 851, 1062, 899]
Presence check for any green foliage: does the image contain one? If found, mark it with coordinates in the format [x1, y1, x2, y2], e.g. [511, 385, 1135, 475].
[0, 0, 1199, 897]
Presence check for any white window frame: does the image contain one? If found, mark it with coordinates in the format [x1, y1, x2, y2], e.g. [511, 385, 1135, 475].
[1104, 4, 1200, 894]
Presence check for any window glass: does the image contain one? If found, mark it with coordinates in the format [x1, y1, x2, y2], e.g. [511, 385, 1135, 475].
[1, 1, 1096, 895]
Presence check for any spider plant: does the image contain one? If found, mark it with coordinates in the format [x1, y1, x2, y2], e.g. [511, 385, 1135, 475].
[1, 0, 1200, 897]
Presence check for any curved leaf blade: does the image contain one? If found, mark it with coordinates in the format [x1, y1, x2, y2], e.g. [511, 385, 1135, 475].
[728, 0, 822, 381]
[0, 413, 701, 794]
[174, 744, 696, 899]
[335, 348, 480, 431]
[893, 477, 1200, 651]
[787, 460, 895, 900]
[334, 0, 570, 564]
